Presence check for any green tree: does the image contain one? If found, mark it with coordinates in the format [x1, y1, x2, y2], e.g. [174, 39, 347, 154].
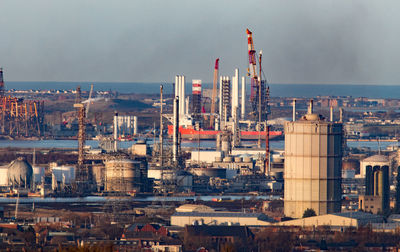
[302, 208, 316, 218]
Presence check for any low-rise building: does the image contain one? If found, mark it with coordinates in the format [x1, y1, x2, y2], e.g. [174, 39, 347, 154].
[276, 212, 384, 228]
[171, 211, 274, 227]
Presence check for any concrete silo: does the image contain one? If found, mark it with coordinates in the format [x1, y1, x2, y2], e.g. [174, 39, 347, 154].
[284, 105, 343, 218]
[105, 159, 141, 193]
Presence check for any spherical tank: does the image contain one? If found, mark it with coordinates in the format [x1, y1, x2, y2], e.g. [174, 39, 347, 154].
[105, 159, 141, 192]
[8, 157, 33, 188]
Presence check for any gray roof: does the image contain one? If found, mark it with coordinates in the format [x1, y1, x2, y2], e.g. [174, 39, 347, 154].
[362, 155, 389, 163]
[332, 212, 384, 222]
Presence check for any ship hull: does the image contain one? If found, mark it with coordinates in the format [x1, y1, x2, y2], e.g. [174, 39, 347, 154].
[167, 125, 283, 140]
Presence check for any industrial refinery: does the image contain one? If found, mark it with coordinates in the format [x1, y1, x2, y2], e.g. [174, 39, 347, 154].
[2, 26, 400, 251]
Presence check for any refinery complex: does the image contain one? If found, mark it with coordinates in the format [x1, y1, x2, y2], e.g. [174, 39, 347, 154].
[2, 29, 400, 251]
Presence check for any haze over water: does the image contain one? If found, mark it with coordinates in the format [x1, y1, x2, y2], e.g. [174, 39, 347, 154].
[6, 82, 400, 99]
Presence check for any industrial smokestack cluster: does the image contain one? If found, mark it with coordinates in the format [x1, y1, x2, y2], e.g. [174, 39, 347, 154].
[175, 75, 186, 117]
[218, 70, 247, 126]
[231, 69, 239, 119]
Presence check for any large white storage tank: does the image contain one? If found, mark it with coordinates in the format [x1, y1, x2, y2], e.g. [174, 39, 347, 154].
[284, 111, 343, 218]
[0, 166, 8, 186]
[52, 166, 75, 183]
[105, 159, 141, 192]
[33, 166, 45, 183]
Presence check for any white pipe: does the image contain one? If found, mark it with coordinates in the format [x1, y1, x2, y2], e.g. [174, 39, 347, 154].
[292, 99, 296, 122]
[113, 114, 118, 151]
[185, 96, 189, 115]
[235, 68, 239, 110]
[175, 75, 179, 97]
[219, 76, 222, 122]
[133, 116, 137, 135]
[181, 76, 186, 116]
[241, 76, 246, 120]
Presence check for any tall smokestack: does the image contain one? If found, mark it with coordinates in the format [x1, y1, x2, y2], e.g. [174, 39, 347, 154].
[133, 116, 137, 135]
[0, 68, 4, 97]
[292, 99, 296, 121]
[232, 68, 239, 119]
[113, 112, 118, 151]
[219, 76, 223, 124]
[241, 76, 246, 120]
[181, 76, 186, 116]
[308, 99, 314, 114]
[159, 85, 163, 167]
[175, 75, 179, 98]
[173, 97, 179, 163]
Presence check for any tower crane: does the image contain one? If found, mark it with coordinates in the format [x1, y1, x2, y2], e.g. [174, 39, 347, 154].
[209, 58, 219, 129]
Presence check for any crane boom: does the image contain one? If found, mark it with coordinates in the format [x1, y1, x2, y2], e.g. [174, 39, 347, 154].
[209, 58, 219, 128]
[246, 28, 260, 116]
[85, 84, 94, 117]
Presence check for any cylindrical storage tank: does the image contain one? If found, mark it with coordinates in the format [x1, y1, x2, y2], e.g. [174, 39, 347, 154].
[243, 157, 252, 163]
[215, 157, 222, 162]
[91, 164, 105, 186]
[223, 157, 233, 163]
[33, 166, 45, 183]
[52, 166, 75, 183]
[221, 140, 229, 154]
[284, 114, 343, 218]
[234, 157, 243, 162]
[105, 159, 141, 192]
[0, 167, 8, 186]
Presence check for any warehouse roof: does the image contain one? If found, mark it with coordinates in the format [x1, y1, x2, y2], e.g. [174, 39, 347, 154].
[172, 211, 275, 222]
[175, 204, 215, 213]
[332, 212, 384, 221]
[362, 154, 389, 163]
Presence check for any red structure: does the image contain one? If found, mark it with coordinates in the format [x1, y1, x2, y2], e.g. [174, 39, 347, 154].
[0, 69, 44, 137]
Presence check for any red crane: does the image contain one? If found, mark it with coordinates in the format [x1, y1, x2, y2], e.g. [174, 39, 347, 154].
[210, 58, 219, 128]
[246, 29, 259, 116]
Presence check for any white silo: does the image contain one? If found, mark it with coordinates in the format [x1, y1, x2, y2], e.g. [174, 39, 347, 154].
[284, 103, 343, 218]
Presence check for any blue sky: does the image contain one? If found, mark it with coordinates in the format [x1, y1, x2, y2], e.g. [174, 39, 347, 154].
[1, 0, 399, 84]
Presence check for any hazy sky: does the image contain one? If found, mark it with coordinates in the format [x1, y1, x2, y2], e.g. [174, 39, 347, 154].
[1, 0, 400, 84]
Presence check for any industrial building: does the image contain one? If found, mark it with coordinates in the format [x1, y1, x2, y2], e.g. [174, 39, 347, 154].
[277, 212, 384, 228]
[359, 154, 390, 214]
[284, 101, 343, 218]
[171, 204, 275, 227]
[359, 154, 390, 178]
[0, 68, 45, 137]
